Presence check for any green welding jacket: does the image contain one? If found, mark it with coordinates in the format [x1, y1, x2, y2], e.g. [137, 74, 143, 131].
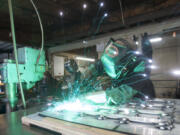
[106, 85, 138, 105]
[101, 38, 155, 99]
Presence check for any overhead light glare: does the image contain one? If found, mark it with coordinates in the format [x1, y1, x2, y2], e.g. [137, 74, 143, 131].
[135, 41, 139, 45]
[148, 59, 153, 63]
[134, 51, 141, 55]
[83, 3, 87, 9]
[142, 74, 147, 77]
[150, 65, 157, 69]
[59, 11, 63, 16]
[104, 13, 108, 17]
[172, 70, 180, 76]
[83, 40, 88, 44]
[76, 56, 95, 62]
[149, 37, 162, 43]
[100, 2, 104, 7]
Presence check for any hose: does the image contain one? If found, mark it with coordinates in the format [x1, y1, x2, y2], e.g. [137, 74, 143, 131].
[8, 0, 26, 108]
[30, 0, 44, 65]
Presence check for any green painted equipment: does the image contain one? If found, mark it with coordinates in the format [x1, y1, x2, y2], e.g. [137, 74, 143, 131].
[1, 47, 46, 109]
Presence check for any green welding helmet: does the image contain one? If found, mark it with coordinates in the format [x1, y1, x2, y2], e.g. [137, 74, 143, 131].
[101, 38, 133, 79]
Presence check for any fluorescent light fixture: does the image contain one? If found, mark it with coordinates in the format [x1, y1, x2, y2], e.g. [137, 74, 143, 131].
[104, 13, 108, 17]
[59, 11, 63, 16]
[172, 70, 180, 76]
[83, 3, 87, 9]
[149, 37, 162, 43]
[100, 2, 104, 7]
[76, 56, 95, 62]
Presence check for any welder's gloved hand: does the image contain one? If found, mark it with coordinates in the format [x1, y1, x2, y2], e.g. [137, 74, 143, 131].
[106, 85, 138, 105]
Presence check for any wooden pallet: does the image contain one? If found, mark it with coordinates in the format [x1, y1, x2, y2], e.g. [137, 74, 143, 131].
[22, 113, 126, 135]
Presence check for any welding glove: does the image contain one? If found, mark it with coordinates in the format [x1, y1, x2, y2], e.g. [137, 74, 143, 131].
[106, 85, 138, 105]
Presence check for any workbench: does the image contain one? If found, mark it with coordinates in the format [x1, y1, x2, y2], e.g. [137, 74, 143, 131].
[0, 104, 125, 135]
[1, 99, 180, 135]
[0, 105, 58, 135]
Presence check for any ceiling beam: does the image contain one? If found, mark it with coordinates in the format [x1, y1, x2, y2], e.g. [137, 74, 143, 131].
[47, 3, 180, 45]
[48, 17, 180, 54]
[48, 0, 180, 42]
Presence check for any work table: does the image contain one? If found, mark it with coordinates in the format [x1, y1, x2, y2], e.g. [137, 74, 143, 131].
[1, 99, 180, 135]
[0, 105, 59, 135]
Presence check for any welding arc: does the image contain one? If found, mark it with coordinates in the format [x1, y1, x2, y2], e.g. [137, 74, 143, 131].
[30, 0, 44, 65]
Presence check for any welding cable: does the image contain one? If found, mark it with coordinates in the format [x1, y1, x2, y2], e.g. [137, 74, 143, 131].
[118, 0, 125, 25]
[30, 0, 44, 65]
[8, 0, 26, 108]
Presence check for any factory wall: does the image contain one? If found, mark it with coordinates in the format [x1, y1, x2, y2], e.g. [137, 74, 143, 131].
[151, 36, 180, 98]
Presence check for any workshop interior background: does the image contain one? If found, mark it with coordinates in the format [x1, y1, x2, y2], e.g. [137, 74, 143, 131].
[0, 0, 180, 113]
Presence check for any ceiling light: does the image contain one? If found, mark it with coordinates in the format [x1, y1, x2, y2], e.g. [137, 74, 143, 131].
[135, 41, 139, 45]
[83, 3, 87, 9]
[100, 2, 104, 7]
[104, 13, 108, 17]
[172, 70, 180, 76]
[142, 74, 147, 77]
[59, 11, 63, 16]
[149, 37, 162, 43]
[76, 56, 95, 62]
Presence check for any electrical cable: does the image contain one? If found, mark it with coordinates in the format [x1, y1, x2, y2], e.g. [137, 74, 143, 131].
[8, 0, 26, 109]
[30, 0, 44, 65]
[118, 0, 125, 25]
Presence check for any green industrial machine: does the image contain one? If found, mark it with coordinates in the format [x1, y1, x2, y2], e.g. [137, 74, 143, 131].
[1, 47, 46, 109]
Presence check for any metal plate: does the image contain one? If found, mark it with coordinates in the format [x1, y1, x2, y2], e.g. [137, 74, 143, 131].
[40, 99, 180, 135]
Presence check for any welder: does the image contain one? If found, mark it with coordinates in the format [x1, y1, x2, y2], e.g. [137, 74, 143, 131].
[99, 34, 155, 105]
[61, 34, 155, 105]
[84, 34, 155, 105]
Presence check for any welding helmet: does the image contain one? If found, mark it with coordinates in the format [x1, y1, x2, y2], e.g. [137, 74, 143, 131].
[101, 38, 134, 79]
[64, 59, 78, 74]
